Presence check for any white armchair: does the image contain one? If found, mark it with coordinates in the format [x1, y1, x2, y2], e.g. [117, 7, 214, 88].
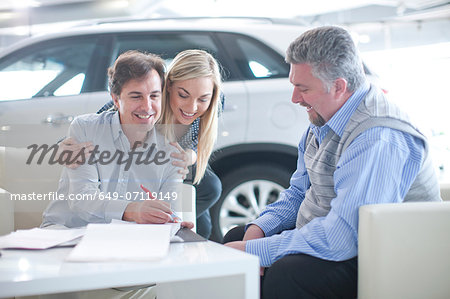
[179, 183, 197, 232]
[0, 188, 14, 236]
[358, 201, 450, 299]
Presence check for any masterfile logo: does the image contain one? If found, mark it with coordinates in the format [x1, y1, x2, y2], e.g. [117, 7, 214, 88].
[26, 141, 170, 171]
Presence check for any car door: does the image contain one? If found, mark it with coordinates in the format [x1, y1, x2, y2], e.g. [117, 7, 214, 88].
[0, 35, 107, 197]
[0, 36, 103, 147]
[216, 32, 309, 147]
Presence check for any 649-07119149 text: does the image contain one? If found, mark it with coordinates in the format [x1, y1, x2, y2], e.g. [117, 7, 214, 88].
[9, 191, 179, 201]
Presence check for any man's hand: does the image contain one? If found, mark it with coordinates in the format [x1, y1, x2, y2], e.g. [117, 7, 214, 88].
[170, 142, 197, 180]
[180, 221, 195, 229]
[122, 201, 173, 224]
[57, 137, 94, 169]
[243, 224, 265, 241]
[224, 240, 246, 251]
[225, 240, 265, 276]
[231, 224, 266, 276]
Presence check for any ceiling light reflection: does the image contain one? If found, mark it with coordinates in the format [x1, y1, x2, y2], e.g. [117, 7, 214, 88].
[12, 0, 41, 9]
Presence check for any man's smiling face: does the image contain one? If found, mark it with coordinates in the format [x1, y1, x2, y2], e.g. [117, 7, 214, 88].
[113, 69, 162, 128]
[289, 63, 333, 127]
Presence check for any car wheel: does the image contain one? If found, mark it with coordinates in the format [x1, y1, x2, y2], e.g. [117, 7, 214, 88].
[210, 164, 291, 242]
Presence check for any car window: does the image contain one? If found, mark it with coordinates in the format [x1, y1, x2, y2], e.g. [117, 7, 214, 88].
[237, 38, 287, 78]
[216, 32, 289, 80]
[114, 32, 218, 60]
[110, 32, 235, 83]
[0, 38, 97, 101]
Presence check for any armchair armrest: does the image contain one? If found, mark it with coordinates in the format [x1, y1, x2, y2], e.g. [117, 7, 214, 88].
[358, 202, 450, 299]
[180, 183, 196, 232]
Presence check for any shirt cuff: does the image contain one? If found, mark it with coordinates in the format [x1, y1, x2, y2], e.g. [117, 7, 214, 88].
[104, 199, 130, 222]
[246, 234, 282, 267]
[248, 213, 283, 237]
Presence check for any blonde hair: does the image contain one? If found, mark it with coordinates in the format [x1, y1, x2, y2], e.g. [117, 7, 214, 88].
[159, 49, 222, 184]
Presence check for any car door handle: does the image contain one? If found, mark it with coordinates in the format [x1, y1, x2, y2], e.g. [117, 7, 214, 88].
[43, 114, 74, 125]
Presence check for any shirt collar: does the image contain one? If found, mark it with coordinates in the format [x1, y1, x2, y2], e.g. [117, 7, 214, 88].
[311, 81, 370, 138]
[111, 111, 123, 142]
[111, 111, 157, 150]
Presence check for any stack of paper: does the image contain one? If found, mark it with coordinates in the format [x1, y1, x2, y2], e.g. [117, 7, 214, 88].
[66, 223, 171, 262]
[110, 219, 184, 242]
[0, 228, 85, 250]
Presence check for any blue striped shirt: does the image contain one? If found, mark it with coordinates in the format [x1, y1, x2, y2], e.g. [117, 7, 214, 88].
[245, 83, 425, 267]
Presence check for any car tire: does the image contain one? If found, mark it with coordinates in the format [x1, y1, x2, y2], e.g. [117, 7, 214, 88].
[210, 163, 292, 242]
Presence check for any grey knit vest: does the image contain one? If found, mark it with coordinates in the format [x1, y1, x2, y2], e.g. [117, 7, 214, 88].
[296, 84, 441, 229]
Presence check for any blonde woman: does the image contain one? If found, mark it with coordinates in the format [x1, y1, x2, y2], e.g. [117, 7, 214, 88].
[59, 49, 223, 238]
[159, 49, 223, 239]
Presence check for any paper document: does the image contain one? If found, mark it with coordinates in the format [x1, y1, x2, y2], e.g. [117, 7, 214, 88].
[110, 219, 183, 241]
[0, 228, 85, 250]
[66, 223, 171, 262]
[109, 220, 205, 243]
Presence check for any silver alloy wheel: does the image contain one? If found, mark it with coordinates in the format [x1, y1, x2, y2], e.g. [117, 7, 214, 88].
[219, 179, 285, 236]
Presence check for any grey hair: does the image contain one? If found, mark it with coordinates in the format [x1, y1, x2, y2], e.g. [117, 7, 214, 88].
[286, 26, 365, 92]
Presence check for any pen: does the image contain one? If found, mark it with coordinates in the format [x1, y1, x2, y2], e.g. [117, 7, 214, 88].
[140, 184, 181, 223]
[169, 210, 182, 223]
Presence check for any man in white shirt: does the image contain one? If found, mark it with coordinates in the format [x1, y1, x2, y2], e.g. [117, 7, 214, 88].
[41, 50, 195, 299]
[43, 50, 190, 229]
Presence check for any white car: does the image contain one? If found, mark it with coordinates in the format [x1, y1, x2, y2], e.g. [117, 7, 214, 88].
[0, 17, 320, 240]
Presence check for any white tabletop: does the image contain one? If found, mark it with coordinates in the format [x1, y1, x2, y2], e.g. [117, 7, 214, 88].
[0, 241, 260, 298]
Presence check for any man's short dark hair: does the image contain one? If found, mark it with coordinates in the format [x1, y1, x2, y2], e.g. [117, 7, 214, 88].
[108, 50, 165, 96]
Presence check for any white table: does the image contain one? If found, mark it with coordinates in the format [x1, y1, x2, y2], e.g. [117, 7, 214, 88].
[0, 241, 259, 299]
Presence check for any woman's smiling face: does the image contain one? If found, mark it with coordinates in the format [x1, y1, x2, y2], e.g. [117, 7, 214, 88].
[168, 77, 213, 125]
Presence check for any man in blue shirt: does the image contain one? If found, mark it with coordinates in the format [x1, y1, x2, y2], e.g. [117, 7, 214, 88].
[224, 26, 440, 298]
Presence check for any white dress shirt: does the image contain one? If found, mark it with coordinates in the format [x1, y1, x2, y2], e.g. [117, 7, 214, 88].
[42, 111, 182, 228]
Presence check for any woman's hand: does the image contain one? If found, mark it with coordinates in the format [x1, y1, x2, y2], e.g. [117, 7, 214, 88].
[170, 142, 197, 180]
[57, 137, 94, 169]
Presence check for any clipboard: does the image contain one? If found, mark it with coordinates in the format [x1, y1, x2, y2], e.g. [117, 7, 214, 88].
[106, 220, 206, 243]
[174, 227, 206, 242]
